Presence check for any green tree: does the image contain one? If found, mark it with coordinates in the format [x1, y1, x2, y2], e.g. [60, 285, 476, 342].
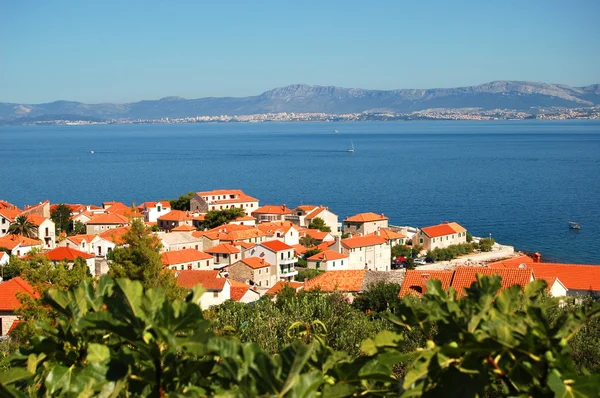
[308, 217, 331, 232]
[295, 268, 323, 282]
[391, 244, 412, 258]
[404, 256, 415, 270]
[466, 232, 473, 242]
[199, 208, 246, 230]
[479, 237, 495, 252]
[50, 204, 72, 234]
[7, 215, 36, 238]
[72, 220, 87, 235]
[108, 218, 185, 300]
[299, 235, 319, 248]
[352, 282, 403, 313]
[168, 191, 194, 211]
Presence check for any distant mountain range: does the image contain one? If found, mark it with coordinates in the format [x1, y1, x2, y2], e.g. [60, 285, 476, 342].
[1, 81, 599, 122]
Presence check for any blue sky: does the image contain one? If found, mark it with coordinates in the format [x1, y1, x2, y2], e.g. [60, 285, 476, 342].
[1, 0, 599, 103]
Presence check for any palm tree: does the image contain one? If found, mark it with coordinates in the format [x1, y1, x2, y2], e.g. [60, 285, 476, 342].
[8, 215, 37, 238]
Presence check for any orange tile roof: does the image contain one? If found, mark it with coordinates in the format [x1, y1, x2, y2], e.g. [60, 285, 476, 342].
[314, 241, 336, 252]
[305, 206, 329, 220]
[420, 222, 462, 238]
[487, 255, 535, 268]
[344, 212, 388, 223]
[399, 270, 454, 297]
[341, 235, 387, 249]
[0, 277, 37, 311]
[46, 246, 95, 261]
[447, 222, 466, 233]
[238, 257, 271, 269]
[139, 201, 170, 210]
[451, 267, 533, 297]
[0, 235, 42, 250]
[8, 319, 23, 334]
[304, 229, 330, 241]
[304, 270, 367, 292]
[161, 248, 213, 266]
[192, 230, 220, 240]
[172, 224, 197, 232]
[261, 240, 294, 252]
[228, 278, 251, 301]
[25, 214, 48, 227]
[99, 226, 130, 245]
[205, 243, 240, 254]
[234, 215, 256, 221]
[256, 221, 299, 235]
[67, 234, 97, 245]
[0, 200, 19, 210]
[0, 209, 22, 222]
[192, 214, 206, 221]
[265, 281, 304, 295]
[252, 204, 291, 215]
[87, 213, 129, 225]
[294, 205, 318, 213]
[174, 270, 226, 290]
[157, 210, 192, 222]
[234, 241, 255, 250]
[307, 250, 348, 262]
[197, 189, 258, 203]
[370, 228, 406, 240]
[292, 244, 308, 256]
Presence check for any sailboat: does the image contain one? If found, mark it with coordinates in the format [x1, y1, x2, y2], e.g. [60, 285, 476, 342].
[347, 141, 355, 153]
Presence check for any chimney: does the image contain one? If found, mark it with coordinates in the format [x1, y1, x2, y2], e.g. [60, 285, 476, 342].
[532, 252, 541, 263]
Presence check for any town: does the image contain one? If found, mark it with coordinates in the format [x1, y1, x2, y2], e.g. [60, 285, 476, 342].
[1, 188, 599, 337]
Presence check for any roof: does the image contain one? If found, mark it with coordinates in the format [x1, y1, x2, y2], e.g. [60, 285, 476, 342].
[420, 222, 465, 238]
[294, 205, 318, 213]
[292, 244, 308, 256]
[161, 248, 213, 266]
[399, 270, 455, 297]
[257, 221, 299, 236]
[99, 226, 130, 245]
[197, 189, 258, 203]
[307, 250, 348, 262]
[26, 214, 49, 227]
[228, 278, 251, 301]
[261, 240, 294, 252]
[46, 246, 95, 261]
[172, 224, 197, 232]
[487, 255, 535, 268]
[451, 267, 533, 297]
[265, 281, 304, 295]
[66, 234, 97, 245]
[8, 320, 23, 334]
[87, 213, 129, 225]
[371, 228, 406, 240]
[238, 257, 270, 269]
[0, 235, 42, 250]
[205, 243, 240, 254]
[234, 215, 256, 221]
[304, 270, 367, 292]
[234, 241, 255, 250]
[341, 235, 387, 249]
[0, 277, 37, 311]
[159, 231, 203, 246]
[344, 212, 388, 223]
[314, 240, 336, 252]
[305, 206, 330, 220]
[175, 270, 227, 290]
[139, 201, 170, 210]
[157, 210, 192, 222]
[0, 200, 19, 210]
[0, 209, 22, 222]
[304, 229, 330, 241]
[252, 204, 291, 215]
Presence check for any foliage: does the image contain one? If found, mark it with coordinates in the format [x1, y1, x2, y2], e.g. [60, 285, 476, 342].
[295, 268, 323, 282]
[425, 242, 477, 261]
[299, 235, 319, 248]
[353, 282, 403, 314]
[391, 244, 411, 258]
[308, 217, 331, 232]
[303, 248, 321, 259]
[7, 215, 36, 238]
[466, 232, 473, 242]
[168, 191, 194, 211]
[50, 204, 72, 234]
[72, 220, 86, 235]
[150, 224, 159, 232]
[108, 218, 185, 301]
[198, 208, 246, 230]
[478, 237, 495, 252]
[404, 257, 415, 270]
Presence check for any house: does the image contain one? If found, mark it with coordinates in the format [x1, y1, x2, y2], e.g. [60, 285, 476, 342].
[228, 278, 260, 303]
[0, 277, 37, 336]
[58, 234, 98, 254]
[303, 270, 404, 301]
[230, 215, 257, 226]
[161, 248, 214, 271]
[95, 227, 131, 257]
[414, 222, 468, 251]
[343, 212, 389, 236]
[101, 201, 128, 211]
[245, 240, 298, 281]
[190, 189, 259, 215]
[20, 200, 51, 219]
[339, 235, 391, 271]
[158, 231, 205, 252]
[0, 200, 19, 211]
[27, 214, 56, 249]
[157, 210, 193, 231]
[488, 254, 600, 296]
[208, 224, 267, 245]
[301, 228, 334, 243]
[0, 235, 43, 257]
[398, 267, 535, 298]
[251, 204, 292, 223]
[369, 228, 407, 247]
[204, 243, 242, 270]
[71, 211, 94, 226]
[265, 281, 304, 296]
[45, 246, 96, 276]
[138, 201, 172, 223]
[257, 222, 301, 246]
[174, 270, 231, 310]
[306, 250, 349, 271]
[0, 252, 8, 268]
[0, 208, 22, 237]
[86, 213, 129, 235]
[228, 257, 274, 290]
[287, 205, 340, 233]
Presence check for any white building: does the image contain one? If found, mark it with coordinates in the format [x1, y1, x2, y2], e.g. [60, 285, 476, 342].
[245, 240, 298, 282]
[139, 201, 172, 223]
[175, 270, 231, 310]
[306, 250, 349, 271]
[190, 189, 259, 216]
[337, 235, 391, 271]
[161, 248, 214, 271]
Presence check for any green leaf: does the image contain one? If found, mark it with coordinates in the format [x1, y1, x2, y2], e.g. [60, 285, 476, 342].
[86, 343, 111, 363]
[0, 368, 34, 385]
[548, 371, 600, 398]
[279, 343, 314, 396]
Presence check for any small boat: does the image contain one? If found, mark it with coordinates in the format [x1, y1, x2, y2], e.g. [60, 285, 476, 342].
[347, 141, 354, 153]
[569, 222, 580, 230]
[90, 150, 95, 154]
[333, 129, 339, 133]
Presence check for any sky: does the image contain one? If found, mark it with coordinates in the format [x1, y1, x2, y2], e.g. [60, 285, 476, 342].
[1, 0, 599, 104]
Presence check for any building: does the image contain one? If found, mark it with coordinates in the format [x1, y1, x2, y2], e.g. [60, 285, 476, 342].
[230, 215, 257, 226]
[204, 243, 242, 270]
[339, 235, 391, 271]
[207, 224, 267, 245]
[228, 257, 274, 290]
[303, 270, 404, 301]
[0, 277, 37, 336]
[245, 240, 298, 281]
[265, 281, 304, 296]
[306, 250, 349, 271]
[158, 231, 205, 252]
[45, 247, 96, 275]
[256, 222, 301, 246]
[252, 204, 292, 223]
[228, 278, 260, 303]
[370, 228, 407, 247]
[58, 234, 98, 254]
[0, 252, 8, 268]
[157, 210, 193, 231]
[161, 248, 214, 271]
[0, 235, 43, 257]
[86, 213, 129, 235]
[138, 201, 172, 223]
[190, 189, 259, 215]
[343, 212, 389, 236]
[415, 222, 468, 251]
[27, 214, 56, 249]
[174, 270, 231, 310]
[0, 208, 22, 237]
[287, 205, 339, 234]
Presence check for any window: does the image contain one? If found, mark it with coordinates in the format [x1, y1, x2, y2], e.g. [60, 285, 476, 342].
[280, 253, 284, 260]
[157, 206, 161, 212]
[420, 238, 424, 244]
[266, 268, 268, 273]
[266, 280, 269, 286]
[316, 261, 320, 269]
[341, 260, 344, 265]
[213, 291, 218, 298]
[288, 251, 291, 258]
[45, 227, 49, 236]
[197, 262, 200, 269]
[332, 261, 335, 267]
[206, 260, 209, 267]
[258, 269, 261, 275]
[195, 245, 199, 250]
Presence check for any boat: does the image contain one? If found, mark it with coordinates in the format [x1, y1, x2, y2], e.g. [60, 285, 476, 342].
[333, 129, 339, 133]
[347, 141, 354, 153]
[569, 221, 580, 230]
[90, 150, 95, 154]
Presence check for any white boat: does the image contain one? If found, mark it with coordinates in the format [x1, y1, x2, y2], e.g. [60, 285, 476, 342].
[90, 150, 95, 154]
[347, 141, 354, 153]
[333, 129, 339, 133]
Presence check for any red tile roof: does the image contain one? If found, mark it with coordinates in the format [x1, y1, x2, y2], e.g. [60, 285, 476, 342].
[261, 240, 294, 252]
[161, 248, 213, 266]
[0, 209, 22, 222]
[0, 235, 42, 250]
[420, 223, 458, 238]
[99, 226, 130, 245]
[8, 319, 23, 334]
[172, 224, 197, 232]
[292, 244, 308, 256]
[174, 270, 227, 290]
[234, 241, 255, 250]
[0, 277, 37, 311]
[304, 270, 367, 292]
[487, 255, 535, 268]
[307, 250, 348, 262]
[157, 210, 192, 222]
[66, 235, 97, 245]
[304, 229, 330, 241]
[205, 243, 240, 254]
[341, 235, 387, 249]
[305, 206, 328, 220]
[370, 228, 406, 240]
[228, 278, 251, 301]
[451, 267, 533, 297]
[197, 189, 258, 203]
[265, 281, 304, 295]
[239, 257, 271, 269]
[344, 212, 388, 223]
[0, 200, 19, 210]
[26, 214, 49, 227]
[399, 270, 455, 297]
[46, 246, 95, 261]
[252, 205, 292, 215]
[87, 213, 129, 225]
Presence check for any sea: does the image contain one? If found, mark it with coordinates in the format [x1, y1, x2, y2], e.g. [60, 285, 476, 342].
[1, 120, 599, 264]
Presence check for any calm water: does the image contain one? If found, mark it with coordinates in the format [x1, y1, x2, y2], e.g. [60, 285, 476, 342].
[1, 121, 599, 263]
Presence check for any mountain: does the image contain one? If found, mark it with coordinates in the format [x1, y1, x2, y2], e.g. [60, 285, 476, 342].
[1, 81, 599, 122]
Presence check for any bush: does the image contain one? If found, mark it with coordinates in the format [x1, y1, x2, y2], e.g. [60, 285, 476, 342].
[295, 268, 322, 282]
[479, 237, 495, 252]
[427, 243, 477, 261]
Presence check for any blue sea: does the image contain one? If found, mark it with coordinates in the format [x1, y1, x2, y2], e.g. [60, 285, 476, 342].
[1, 121, 599, 264]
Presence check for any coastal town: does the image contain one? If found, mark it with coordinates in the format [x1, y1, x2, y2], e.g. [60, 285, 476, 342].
[1, 188, 599, 336]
